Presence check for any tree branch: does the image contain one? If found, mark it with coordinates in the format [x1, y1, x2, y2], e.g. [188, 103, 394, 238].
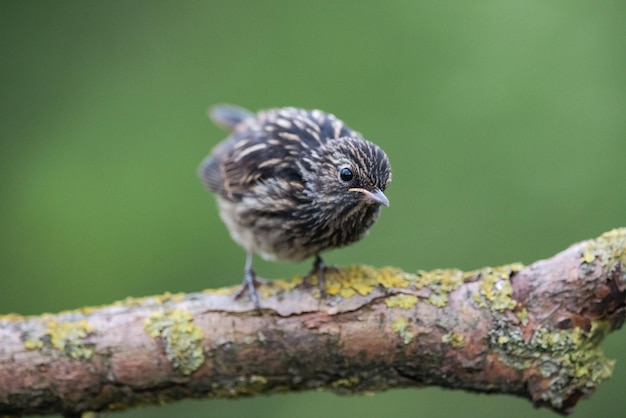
[1, 228, 625, 417]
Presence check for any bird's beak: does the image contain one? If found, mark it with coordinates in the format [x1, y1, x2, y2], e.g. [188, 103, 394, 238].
[348, 188, 390, 207]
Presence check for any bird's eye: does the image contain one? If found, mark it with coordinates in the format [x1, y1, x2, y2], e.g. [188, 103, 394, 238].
[339, 167, 354, 182]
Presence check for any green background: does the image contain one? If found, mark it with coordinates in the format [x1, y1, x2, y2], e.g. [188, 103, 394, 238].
[1, 1, 625, 417]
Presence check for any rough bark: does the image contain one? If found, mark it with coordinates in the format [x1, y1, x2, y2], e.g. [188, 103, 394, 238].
[1, 228, 625, 417]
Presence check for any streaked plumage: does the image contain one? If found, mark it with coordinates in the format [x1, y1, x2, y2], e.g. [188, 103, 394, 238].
[199, 105, 391, 308]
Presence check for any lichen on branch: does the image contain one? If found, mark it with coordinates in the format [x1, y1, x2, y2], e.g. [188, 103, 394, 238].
[0, 228, 625, 417]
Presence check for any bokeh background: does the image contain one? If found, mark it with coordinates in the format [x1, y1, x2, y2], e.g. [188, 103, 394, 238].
[1, 1, 625, 417]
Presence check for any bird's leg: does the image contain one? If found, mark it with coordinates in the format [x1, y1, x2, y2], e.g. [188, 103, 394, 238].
[305, 255, 341, 299]
[235, 251, 262, 309]
[314, 255, 327, 299]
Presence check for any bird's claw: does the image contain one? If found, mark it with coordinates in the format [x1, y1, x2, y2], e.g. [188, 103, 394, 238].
[235, 269, 266, 310]
[304, 255, 342, 299]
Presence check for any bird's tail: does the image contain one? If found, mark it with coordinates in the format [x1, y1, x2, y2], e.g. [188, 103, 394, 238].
[208, 104, 254, 130]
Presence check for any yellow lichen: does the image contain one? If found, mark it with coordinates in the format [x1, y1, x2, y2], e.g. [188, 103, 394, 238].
[231, 265, 418, 301]
[259, 277, 303, 299]
[581, 250, 596, 264]
[144, 309, 205, 376]
[248, 375, 268, 390]
[330, 376, 360, 389]
[442, 332, 466, 348]
[339, 287, 356, 298]
[581, 228, 626, 270]
[203, 286, 239, 296]
[166, 292, 185, 303]
[427, 293, 449, 307]
[43, 305, 103, 319]
[378, 267, 413, 288]
[415, 268, 465, 307]
[491, 320, 614, 409]
[109, 292, 187, 310]
[42, 319, 96, 359]
[24, 338, 44, 350]
[516, 307, 529, 326]
[209, 375, 269, 397]
[385, 294, 418, 309]
[391, 317, 414, 345]
[324, 265, 379, 298]
[115, 296, 147, 307]
[0, 313, 26, 322]
[194, 264, 469, 302]
[535, 322, 614, 405]
[473, 263, 523, 311]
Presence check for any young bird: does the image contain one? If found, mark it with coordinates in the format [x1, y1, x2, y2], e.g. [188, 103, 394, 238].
[199, 105, 391, 308]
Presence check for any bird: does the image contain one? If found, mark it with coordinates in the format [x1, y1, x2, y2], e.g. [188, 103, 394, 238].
[198, 105, 391, 308]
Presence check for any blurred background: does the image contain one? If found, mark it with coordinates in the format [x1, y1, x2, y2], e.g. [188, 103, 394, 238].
[1, 1, 625, 417]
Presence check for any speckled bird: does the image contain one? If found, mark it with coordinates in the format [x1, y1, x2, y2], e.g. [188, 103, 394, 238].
[199, 105, 391, 308]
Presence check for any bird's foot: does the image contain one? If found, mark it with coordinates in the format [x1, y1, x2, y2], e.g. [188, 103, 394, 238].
[235, 268, 266, 310]
[304, 255, 342, 299]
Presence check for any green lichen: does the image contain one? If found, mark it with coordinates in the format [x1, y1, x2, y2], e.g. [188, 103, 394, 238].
[490, 320, 614, 409]
[415, 268, 465, 307]
[144, 309, 205, 376]
[385, 294, 418, 309]
[473, 263, 523, 311]
[30, 319, 96, 359]
[391, 317, 414, 345]
[442, 332, 466, 348]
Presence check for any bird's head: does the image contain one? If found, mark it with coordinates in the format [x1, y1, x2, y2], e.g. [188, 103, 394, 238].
[312, 137, 391, 210]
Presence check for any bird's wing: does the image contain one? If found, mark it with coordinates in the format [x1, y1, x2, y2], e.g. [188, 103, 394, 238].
[199, 132, 304, 201]
[199, 107, 359, 201]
